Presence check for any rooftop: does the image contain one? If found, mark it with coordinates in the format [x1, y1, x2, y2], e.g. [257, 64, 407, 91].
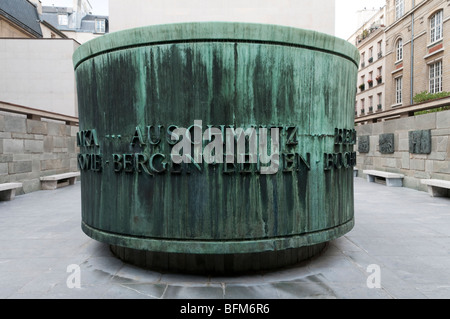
[0, 0, 42, 38]
[40, 7, 109, 34]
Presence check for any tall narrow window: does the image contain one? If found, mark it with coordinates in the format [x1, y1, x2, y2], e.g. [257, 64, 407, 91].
[377, 93, 383, 110]
[377, 67, 383, 84]
[395, 0, 404, 20]
[395, 77, 403, 104]
[377, 40, 383, 58]
[429, 61, 443, 94]
[430, 11, 443, 43]
[95, 19, 106, 33]
[58, 14, 68, 26]
[396, 38, 403, 62]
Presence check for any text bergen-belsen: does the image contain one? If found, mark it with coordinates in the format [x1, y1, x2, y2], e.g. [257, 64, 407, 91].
[76, 123, 356, 175]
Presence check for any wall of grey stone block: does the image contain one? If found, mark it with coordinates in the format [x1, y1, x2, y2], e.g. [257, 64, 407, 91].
[0, 113, 79, 194]
[355, 110, 450, 192]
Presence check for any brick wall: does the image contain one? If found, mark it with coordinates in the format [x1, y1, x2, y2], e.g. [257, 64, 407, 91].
[0, 112, 79, 194]
[355, 109, 450, 191]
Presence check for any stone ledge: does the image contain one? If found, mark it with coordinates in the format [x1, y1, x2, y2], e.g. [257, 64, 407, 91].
[363, 170, 405, 179]
[363, 170, 404, 187]
[0, 182, 23, 201]
[40, 172, 80, 181]
[40, 172, 80, 190]
[421, 179, 450, 197]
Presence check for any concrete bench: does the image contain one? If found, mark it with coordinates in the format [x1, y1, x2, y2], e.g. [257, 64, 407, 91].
[40, 172, 80, 190]
[421, 179, 450, 197]
[0, 183, 23, 201]
[363, 170, 405, 187]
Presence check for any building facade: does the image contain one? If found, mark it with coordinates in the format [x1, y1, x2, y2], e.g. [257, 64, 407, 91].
[0, 0, 80, 117]
[353, 0, 450, 191]
[384, 0, 450, 111]
[41, 0, 109, 43]
[0, 0, 43, 38]
[350, 6, 387, 118]
[109, 0, 336, 35]
[0, 0, 81, 193]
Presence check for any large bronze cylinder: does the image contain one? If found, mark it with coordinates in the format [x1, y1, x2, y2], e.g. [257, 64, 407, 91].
[73, 22, 359, 274]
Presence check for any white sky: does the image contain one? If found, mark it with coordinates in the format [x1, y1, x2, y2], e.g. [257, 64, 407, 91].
[40, 0, 387, 40]
[40, 0, 109, 15]
[335, 0, 386, 40]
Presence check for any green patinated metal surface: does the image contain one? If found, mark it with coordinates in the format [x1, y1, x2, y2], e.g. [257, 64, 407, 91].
[73, 22, 359, 258]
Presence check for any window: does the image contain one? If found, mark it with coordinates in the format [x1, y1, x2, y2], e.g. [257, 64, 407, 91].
[429, 61, 443, 94]
[369, 47, 373, 62]
[377, 67, 383, 84]
[58, 14, 68, 26]
[395, 0, 404, 20]
[369, 96, 373, 111]
[377, 93, 383, 110]
[377, 40, 383, 58]
[396, 38, 403, 62]
[95, 19, 106, 33]
[395, 77, 403, 104]
[430, 11, 443, 43]
[361, 52, 365, 68]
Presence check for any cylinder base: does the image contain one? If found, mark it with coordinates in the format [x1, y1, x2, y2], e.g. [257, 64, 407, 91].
[110, 243, 328, 275]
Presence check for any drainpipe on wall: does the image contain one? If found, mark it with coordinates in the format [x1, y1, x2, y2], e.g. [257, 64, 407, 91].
[410, 0, 415, 105]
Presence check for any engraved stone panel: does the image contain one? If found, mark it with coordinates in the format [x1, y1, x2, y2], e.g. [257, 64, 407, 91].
[409, 130, 432, 154]
[379, 133, 395, 154]
[358, 135, 370, 153]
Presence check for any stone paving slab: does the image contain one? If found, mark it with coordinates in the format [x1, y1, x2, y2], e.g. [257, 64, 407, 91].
[0, 178, 449, 299]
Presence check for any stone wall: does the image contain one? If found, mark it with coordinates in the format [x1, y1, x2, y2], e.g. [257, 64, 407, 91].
[355, 109, 450, 191]
[0, 112, 79, 194]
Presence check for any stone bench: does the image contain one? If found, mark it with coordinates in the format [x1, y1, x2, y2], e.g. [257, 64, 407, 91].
[363, 170, 405, 187]
[421, 179, 450, 197]
[40, 172, 80, 190]
[0, 183, 23, 201]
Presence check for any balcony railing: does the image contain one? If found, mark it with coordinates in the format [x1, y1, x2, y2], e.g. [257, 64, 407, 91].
[355, 96, 450, 124]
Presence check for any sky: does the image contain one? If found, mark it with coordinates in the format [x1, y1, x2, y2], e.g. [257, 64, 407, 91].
[40, 0, 387, 40]
[40, 0, 109, 15]
[335, 0, 386, 39]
